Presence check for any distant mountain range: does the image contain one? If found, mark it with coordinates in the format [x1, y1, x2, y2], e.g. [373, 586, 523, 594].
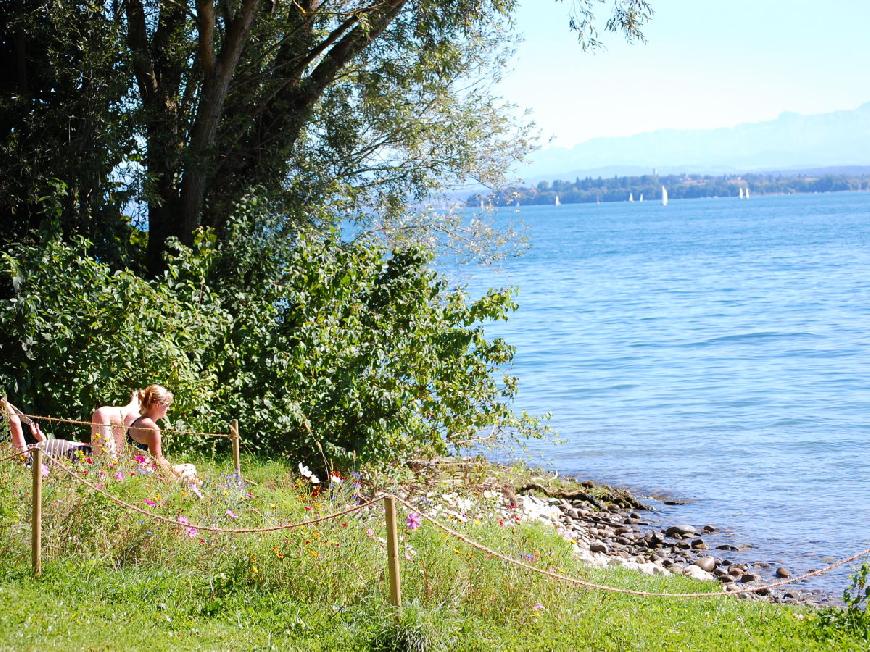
[519, 103, 870, 181]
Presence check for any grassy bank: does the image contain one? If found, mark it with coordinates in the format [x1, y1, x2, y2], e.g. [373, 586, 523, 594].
[0, 451, 863, 651]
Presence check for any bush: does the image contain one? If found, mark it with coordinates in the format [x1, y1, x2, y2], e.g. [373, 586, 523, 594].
[0, 208, 545, 468]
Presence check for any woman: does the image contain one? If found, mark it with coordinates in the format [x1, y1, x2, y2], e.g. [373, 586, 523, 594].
[2, 398, 44, 452]
[90, 390, 142, 457]
[3, 398, 90, 461]
[125, 384, 183, 478]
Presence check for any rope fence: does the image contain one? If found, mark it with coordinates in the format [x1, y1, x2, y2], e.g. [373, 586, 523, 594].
[21, 412, 234, 439]
[10, 447, 867, 608]
[392, 494, 870, 599]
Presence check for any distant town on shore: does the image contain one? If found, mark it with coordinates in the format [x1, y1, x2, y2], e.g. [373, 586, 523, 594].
[467, 170, 870, 207]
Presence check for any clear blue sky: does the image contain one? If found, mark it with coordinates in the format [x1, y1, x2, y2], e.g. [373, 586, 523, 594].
[500, 0, 870, 148]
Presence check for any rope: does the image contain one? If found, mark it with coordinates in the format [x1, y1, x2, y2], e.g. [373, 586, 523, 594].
[393, 495, 870, 599]
[22, 413, 233, 439]
[0, 444, 39, 464]
[45, 455, 378, 534]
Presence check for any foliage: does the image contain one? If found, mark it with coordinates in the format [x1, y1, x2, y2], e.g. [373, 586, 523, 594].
[0, 237, 228, 425]
[0, 0, 652, 276]
[0, 215, 544, 465]
[816, 563, 870, 642]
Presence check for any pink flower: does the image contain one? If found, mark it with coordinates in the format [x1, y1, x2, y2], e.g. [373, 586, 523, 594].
[114, 471, 125, 482]
[177, 515, 190, 525]
[40, 464, 49, 477]
[144, 499, 157, 507]
[188, 483, 203, 499]
[532, 603, 545, 611]
[366, 528, 375, 538]
[185, 527, 198, 538]
[134, 454, 147, 464]
[406, 513, 422, 531]
[226, 509, 238, 519]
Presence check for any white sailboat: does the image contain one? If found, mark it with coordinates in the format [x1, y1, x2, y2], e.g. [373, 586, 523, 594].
[629, 192, 634, 202]
[639, 193, 644, 203]
[739, 187, 745, 199]
[555, 194, 561, 207]
[661, 186, 669, 206]
[745, 187, 750, 199]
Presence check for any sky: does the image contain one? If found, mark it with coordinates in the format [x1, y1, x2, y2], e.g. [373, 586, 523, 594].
[499, 0, 870, 148]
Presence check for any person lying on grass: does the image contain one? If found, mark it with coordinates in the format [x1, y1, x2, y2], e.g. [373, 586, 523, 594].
[125, 384, 197, 482]
[2, 398, 91, 461]
[2, 397, 44, 453]
[90, 389, 142, 457]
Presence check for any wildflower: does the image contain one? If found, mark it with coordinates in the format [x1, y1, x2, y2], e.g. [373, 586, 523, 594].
[225, 509, 238, 519]
[177, 515, 190, 526]
[406, 512, 422, 531]
[134, 454, 147, 464]
[114, 471, 125, 482]
[40, 464, 49, 478]
[522, 553, 535, 562]
[298, 463, 319, 483]
[85, 456, 94, 465]
[185, 527, 198, 538]
[533, 603, 545, 611]
[144, 499, 157, 507]
[330, 472, 342, 485]
[188, 483, 203, 499]
[304, 506, 313, 512]
[366, 528, 375, 538]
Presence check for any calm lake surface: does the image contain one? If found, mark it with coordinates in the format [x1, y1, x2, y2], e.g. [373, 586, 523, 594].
[448, 192, 870, 594]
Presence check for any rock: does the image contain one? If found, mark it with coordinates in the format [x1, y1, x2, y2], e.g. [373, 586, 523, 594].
[666, 524, 697, 537]
[716, 544, 739, 551]
[683, 565, 715, 581]
[589, 542, 609, 554]
[775, 566, 790, 578]
[718, 574, 734, 583]
[755, 587, 771, 596]
[691, 538, 708, 550]
[695, 556, 716, 572]
[728, 567, 743, 577]
[740, 573, 760, 583]
[703, 524, 718, 533]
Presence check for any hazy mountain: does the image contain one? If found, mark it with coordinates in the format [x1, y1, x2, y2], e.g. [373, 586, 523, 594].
[520, 103, 870, 181]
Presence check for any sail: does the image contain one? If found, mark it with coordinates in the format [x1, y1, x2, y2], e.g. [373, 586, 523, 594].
[661, 186, 668, 206]
[555, 194, 561, 207]
[639, 193, 644, 202]
[739, 187, 744, 199]
[629, 192, 634, 202]
[745, 187, 750, 199]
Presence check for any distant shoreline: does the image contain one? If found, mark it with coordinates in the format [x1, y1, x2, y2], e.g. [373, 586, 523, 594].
[468, 172, 870, 208]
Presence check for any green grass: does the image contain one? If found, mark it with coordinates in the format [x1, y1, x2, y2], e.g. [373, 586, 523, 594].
[0, 451, 864, 651]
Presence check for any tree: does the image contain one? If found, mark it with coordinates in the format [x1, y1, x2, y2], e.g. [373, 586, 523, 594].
[1, 0, 652, 276]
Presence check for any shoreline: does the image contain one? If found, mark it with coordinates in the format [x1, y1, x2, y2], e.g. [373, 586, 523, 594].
[405, 457, 842, 607]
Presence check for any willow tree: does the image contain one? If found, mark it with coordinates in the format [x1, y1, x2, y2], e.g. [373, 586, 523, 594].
[0, 0, 652, 275]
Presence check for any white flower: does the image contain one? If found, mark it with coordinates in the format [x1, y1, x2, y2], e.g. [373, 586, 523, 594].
[298, 463, 313, 478]
[330, 473, 342, 485]
[310, 474, 320, 484]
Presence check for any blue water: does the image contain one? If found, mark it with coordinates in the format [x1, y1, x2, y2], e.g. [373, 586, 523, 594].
[448, 193, 870, 594]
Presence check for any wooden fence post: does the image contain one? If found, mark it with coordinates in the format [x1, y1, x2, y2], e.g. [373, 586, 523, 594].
[31, 446, 43, 577]
[383, 495, 402, 613]
[230, 419, 241, 478]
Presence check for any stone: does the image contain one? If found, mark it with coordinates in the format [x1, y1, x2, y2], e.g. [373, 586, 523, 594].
[683, 565, 715, 581]
[703, 524, 718, 533]
[716, 544, 739, 551]
[666, 524, 697, 537]
[691, 538, 708, 550]
[590, 542, 608, 554]
[740, 573, 760, 583]
[695, 556, 716, 572]
[776, 566, 790, 578]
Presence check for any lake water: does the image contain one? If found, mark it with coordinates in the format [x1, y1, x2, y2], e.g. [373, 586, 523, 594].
[448, 192, 870, 595]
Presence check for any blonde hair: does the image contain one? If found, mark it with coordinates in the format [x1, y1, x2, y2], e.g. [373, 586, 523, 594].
[137, 385, 174, 411]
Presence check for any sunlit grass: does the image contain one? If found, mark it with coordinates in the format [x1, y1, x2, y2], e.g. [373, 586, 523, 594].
[0, 450, 863, 651]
